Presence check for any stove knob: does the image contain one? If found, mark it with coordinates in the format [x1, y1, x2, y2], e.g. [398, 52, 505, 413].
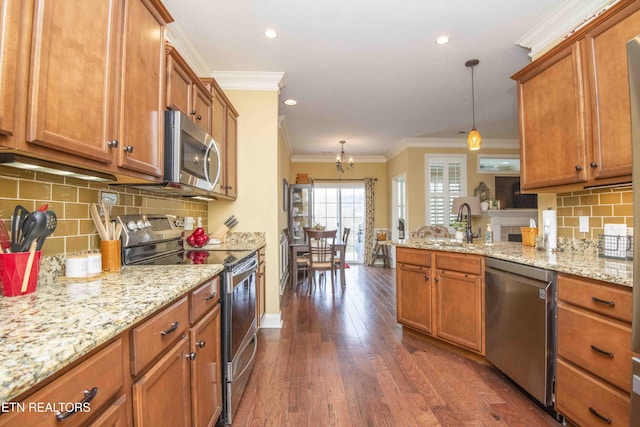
[136, 220, 146, 229]
[144, 220, 152, 227]
[127, 221, 138, 230]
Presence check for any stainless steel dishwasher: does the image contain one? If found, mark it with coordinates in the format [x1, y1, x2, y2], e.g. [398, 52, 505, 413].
[485, 257, 556, 407]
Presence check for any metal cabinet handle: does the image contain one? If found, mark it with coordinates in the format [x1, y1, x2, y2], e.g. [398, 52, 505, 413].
[196, 340, 206, 348]
[191, 110, 197, 115]
[196, 115, 202, 121]
[186, 352, 197, 361]
[574, 165, 583, 171]
[204, 292, 217, 301]
[108, 140, 119, 148]
[424, 275, 429, 280]
[592, 296, 615, 307]
[160, 321, 179, 336]
[589, 162, 598, 168]
[55, 387, 98, 421]
[588, 407, 611, 424]
[123, 145, 134, 153]
[434, 277, 439, 282]
[590, 344, 614, 358]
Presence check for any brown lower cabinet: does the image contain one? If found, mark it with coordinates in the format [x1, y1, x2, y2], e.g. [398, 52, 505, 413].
[555, 273, 633, 426]
[396, 247, 485, 355]
[0, 274, 222, 427]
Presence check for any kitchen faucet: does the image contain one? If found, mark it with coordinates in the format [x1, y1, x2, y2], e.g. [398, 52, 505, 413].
[456, 202, 474, 243]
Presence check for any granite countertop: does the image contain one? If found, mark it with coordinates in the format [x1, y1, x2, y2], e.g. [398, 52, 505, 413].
[397, 240, 633, 287]
[0, 264, 223, 403]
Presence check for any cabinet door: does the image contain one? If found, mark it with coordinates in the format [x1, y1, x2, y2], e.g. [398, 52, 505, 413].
[516, 41, 589, 190]
[190, 306, 222, 427]
[117, 0, 165, 178]
[434, 269, 483, 353]
[26, 0, 120, 163]
[0, 0, 20, 136]
[88, 394, 128, 427]
[166, 52, 193, 116]
[396, 263, 432, 334]
[224, 109, 238, 199]
[193, 84, 213, 135]
[211, 87, 227, 196]
[132, 337, 192, 427]
[585, 6, 640, 180]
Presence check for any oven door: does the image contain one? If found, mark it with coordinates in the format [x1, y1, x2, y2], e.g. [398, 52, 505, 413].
[223, 255, 258, 424]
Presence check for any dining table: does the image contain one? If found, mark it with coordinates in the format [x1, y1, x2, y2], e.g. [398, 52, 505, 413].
[290, 237, 347, 286]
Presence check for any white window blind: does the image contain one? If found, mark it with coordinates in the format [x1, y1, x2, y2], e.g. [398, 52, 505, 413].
[425, 155, 467, 226]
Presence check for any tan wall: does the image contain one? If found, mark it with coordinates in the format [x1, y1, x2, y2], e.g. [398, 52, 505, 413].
[290, 162, 388, 228]
[208, 89, 282, 318]
[0, 165, 208, 257]
[279, 130, 291, 232]
[389, 145, 521, 234]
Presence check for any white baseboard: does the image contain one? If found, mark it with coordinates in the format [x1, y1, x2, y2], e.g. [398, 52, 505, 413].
[259, 312, 283, 329]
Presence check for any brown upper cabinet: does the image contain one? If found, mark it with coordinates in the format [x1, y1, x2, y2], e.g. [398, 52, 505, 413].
[0, 0, 20, 136]
[0, 0, 172, 182]
[512, 0, 638, 192]
[166, 43, 213, 135]
[203, 77, 238, 200]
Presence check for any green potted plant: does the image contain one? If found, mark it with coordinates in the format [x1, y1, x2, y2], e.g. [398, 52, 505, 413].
[451, 220, 467, 242]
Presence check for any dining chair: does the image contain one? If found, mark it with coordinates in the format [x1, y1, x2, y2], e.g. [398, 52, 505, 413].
[305, 229, 336, 289]
[333, 227, 350, 276]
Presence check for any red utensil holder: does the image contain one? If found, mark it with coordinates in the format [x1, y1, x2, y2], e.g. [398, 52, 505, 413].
[0, 251, 41, 297]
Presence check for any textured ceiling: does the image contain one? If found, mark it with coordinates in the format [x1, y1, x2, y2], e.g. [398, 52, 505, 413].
[162, 0, 569, 158]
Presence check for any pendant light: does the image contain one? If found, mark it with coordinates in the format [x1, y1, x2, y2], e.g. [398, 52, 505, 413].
[465, 59, 481, 151]
[335, 140, 354, 173]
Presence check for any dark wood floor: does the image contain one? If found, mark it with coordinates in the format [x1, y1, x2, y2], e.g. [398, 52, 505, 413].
[233, 265, 562, 426]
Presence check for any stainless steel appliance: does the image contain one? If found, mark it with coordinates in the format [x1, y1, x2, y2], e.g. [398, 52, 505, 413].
[628, 35, 640, 425]
[116, 214, 258, 425]
[132, 110, 221, 197]
[485, 258, 556, 407]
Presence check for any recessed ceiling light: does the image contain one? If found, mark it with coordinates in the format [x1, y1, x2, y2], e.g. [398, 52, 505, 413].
[436, 35, 450, 45]
[264, 29, 278, 39]
[283, 99, 297, 106]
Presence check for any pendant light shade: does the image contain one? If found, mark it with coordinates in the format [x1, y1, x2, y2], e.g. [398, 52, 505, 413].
[465, 59, 481, 151]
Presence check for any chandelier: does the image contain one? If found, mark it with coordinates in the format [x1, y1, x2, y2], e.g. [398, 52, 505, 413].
[465, 59, 482, 151]
[335, 140, 354, 173]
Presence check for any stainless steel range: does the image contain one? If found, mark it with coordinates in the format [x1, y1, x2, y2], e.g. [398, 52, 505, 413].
[116, 214, 258, 425]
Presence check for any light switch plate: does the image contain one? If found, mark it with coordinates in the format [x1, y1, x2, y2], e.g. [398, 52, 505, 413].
[579, 216, 589, 232]
[101, 192, 118, 205]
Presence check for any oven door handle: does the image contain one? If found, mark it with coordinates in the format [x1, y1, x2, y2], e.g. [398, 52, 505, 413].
[232, 334, 258, 382]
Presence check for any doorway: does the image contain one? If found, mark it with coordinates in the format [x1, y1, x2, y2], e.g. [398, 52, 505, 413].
[312, 182, 365, 263]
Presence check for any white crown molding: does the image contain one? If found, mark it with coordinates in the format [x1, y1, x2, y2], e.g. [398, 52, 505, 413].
[211, 71, 286, 91]
[516, 0, 617, 58]
[165, 22, 211, 76]
[278, 115, 294, 158]
[291, 154, 387, 163]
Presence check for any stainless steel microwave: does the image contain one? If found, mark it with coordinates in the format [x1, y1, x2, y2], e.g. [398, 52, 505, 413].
[162, 110, 221, 196]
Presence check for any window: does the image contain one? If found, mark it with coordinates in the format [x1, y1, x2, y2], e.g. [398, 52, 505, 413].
[425, 154, 467, 226]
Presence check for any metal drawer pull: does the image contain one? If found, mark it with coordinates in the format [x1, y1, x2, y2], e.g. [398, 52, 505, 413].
[186, 352, 197, 361]
[590, 344, 614, 358]
[204, 292, 217, 301]
[160, 321, 179, 336]
[588, 407, 611, 424]
[196, 340, 206, 348]
[592, 296, 615, 307]
[55, 387, 98, 421]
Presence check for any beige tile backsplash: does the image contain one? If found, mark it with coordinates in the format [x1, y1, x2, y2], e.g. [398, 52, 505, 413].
[0, 166, 208, 256]
[556, 186, 632, 239]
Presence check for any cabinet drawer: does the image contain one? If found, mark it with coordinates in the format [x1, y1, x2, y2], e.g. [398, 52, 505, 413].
[131, 296, 189, 375]
[396, 248, 431, 267]
[435, 253, 482, 276]
[556, 360, 629, 427]
[557, 302, 631, 392]
[557, 274, 632, 322]
[190, 276, 220, 323]
[0, 338, 124, 427]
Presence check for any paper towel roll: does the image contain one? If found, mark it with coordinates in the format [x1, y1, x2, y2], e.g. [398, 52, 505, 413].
[542, 209, 557, 251]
